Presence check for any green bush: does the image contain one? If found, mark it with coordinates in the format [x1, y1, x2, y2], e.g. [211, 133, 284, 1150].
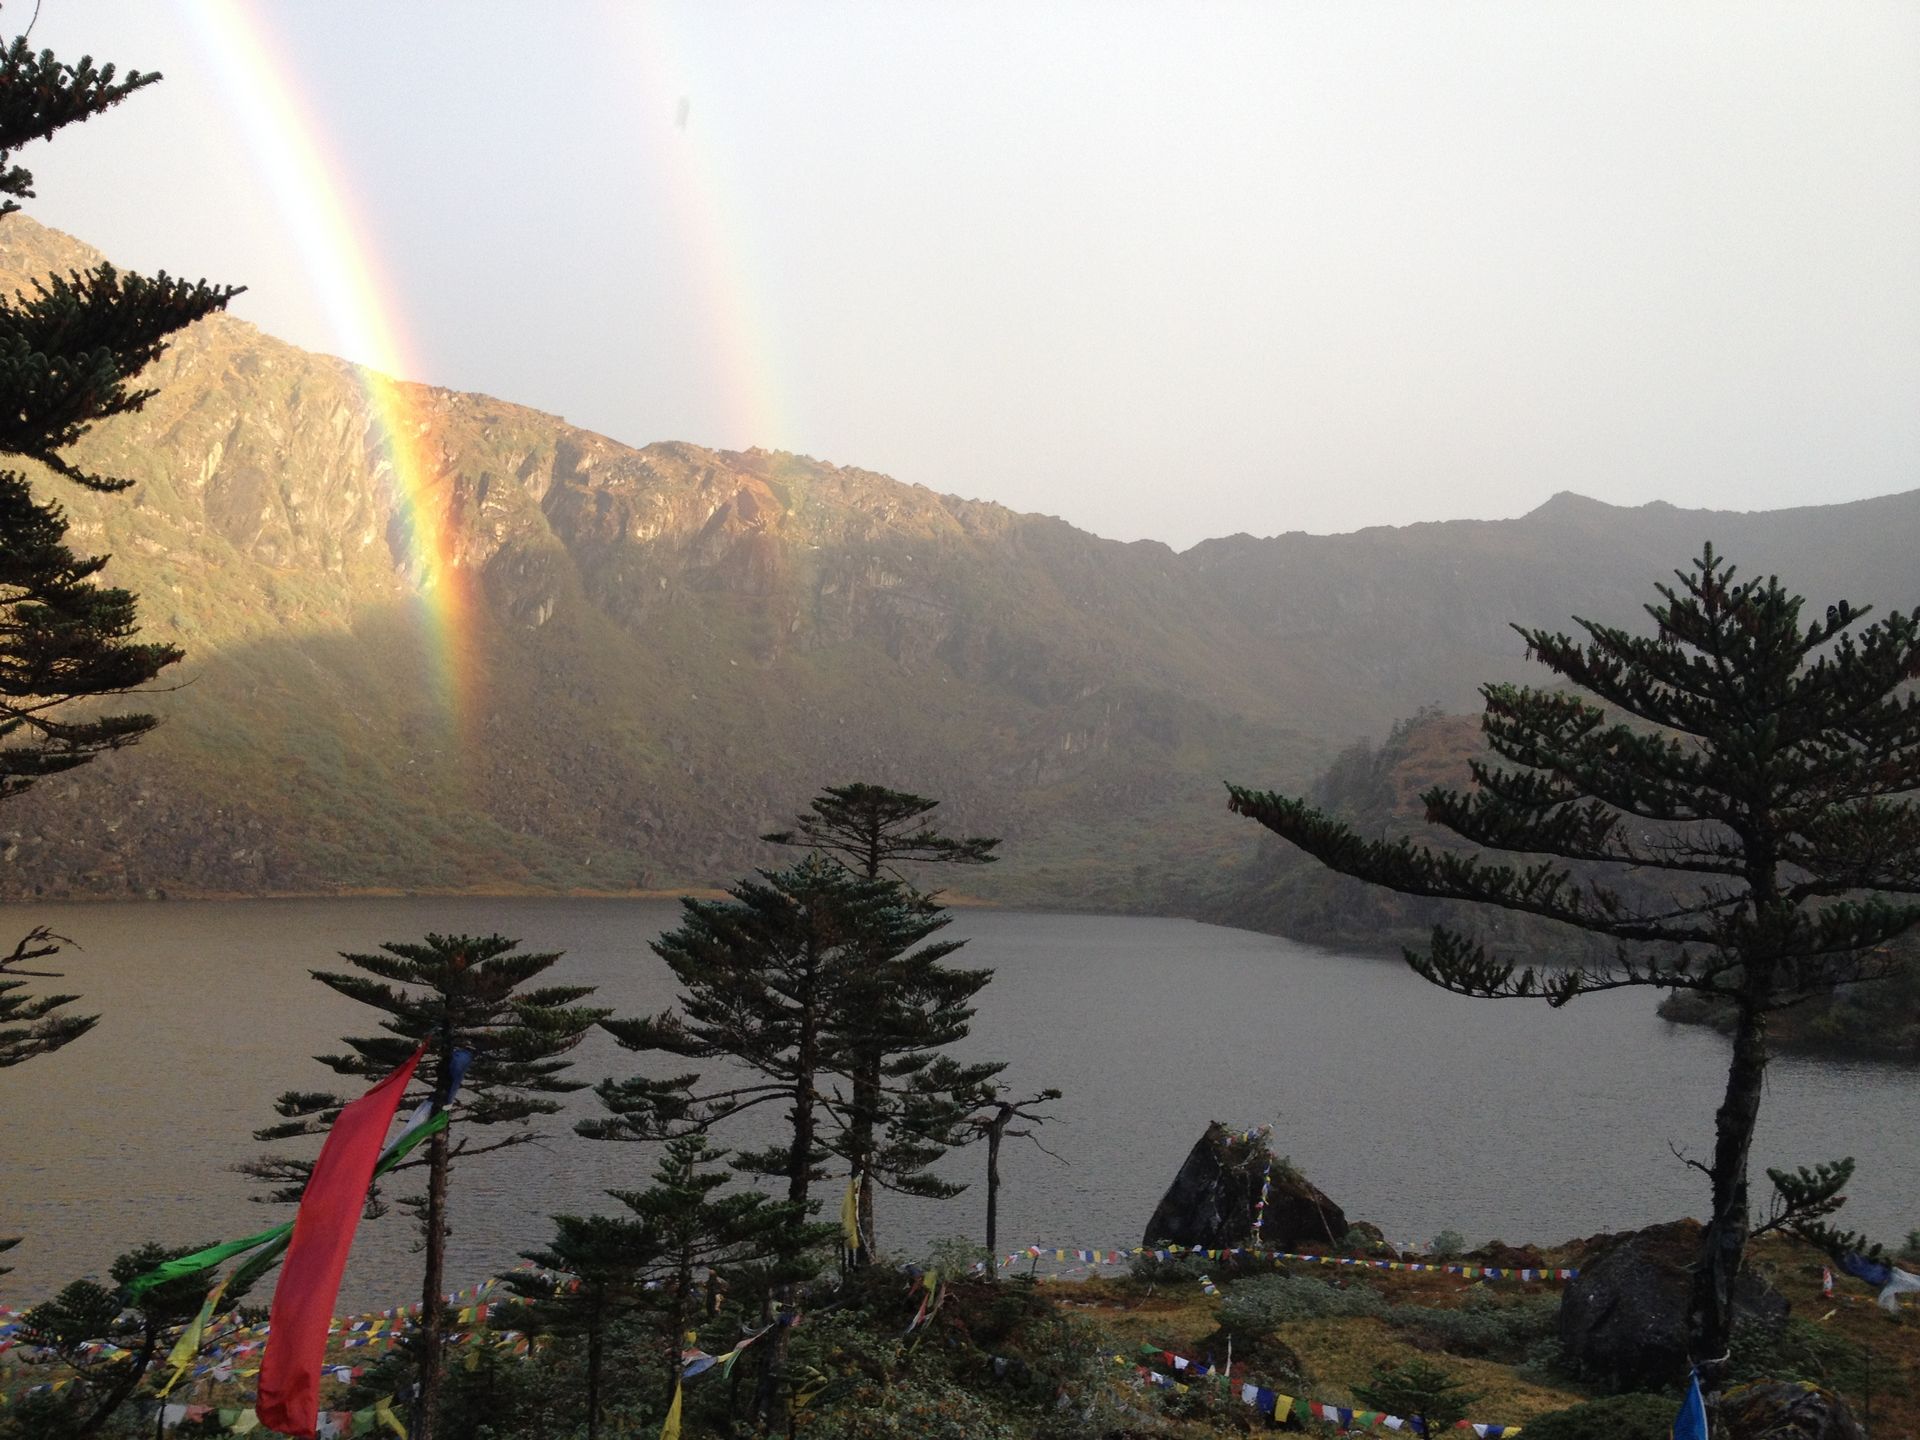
[1387, 1290, 1560, 1360]
[1516, 1392, 1677, 1440]
[793, 1378, 1018, 1440]
[1431, 1229, 1466, 1259]
[1125, 1251, 1212, 1288]
[1354, 1357, 1480, 1433]
[1727, 1315, 1866, 1391]
[1216, 1273, 1385, 1334]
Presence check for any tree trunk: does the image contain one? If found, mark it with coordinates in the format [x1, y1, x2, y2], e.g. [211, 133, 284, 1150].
[851, 1060, 878, 1263]
[77, 1323, 158, 1438]
[669, 1251, 692, 1409]
[1688, 991, 1771, 1380]
[413, 1122, 451, 1440]
[985, 1122, 1004, 1256]
[757, 1016, 816, 1430]
[586, 1314, 603, 1440]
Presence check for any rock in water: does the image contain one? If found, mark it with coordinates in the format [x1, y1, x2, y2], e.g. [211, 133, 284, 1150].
[1142, 1122, 1347, 1250]
[1719, 1381, 1864, 1440]
[1557, 1219, 1788, 1392]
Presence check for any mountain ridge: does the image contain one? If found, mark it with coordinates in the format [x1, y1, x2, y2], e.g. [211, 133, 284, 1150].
[1, 212, 1915, 918]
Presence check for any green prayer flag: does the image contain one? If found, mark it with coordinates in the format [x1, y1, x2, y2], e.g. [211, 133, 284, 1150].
[125, 1223, 292, 1300]
[124, 1109, 451, 1300]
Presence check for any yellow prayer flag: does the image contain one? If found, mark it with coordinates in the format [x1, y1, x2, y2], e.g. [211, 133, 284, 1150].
[839, 1174, 861, 1253]
[374, 1396, 408, 1437]
[159, 1278, 228, 1399]
[659, 1378, 684, 1440]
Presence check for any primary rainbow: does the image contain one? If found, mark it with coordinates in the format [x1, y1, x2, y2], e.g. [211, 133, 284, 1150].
[178, 0, 477, 725]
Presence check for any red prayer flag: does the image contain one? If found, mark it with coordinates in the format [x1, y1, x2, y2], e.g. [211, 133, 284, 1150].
[256, 1047, 424, 1437]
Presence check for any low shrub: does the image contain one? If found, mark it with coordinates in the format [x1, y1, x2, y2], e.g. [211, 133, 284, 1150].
[792, 1378, 1019, 1440]
[1515, 1392, 1677, 1440]
[1387, 1290, 1560, 1361]
[1354, 1357, 1481, 1433]
[1216, 1273, 1386, 1335]
[1727, 1315, 1868, 1391]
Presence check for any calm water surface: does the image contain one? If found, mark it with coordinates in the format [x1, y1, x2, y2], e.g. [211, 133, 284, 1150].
[2, 898, 1915, 1308]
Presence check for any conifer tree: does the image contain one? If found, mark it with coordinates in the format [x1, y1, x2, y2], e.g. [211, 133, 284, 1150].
[585, 856, 989, 1421]
[0, 923, 85, 1067]
[242, 934, 605, 1440]
[763, 782, 1001, 880]
[765, 782, 1004, 1253]
[1228, 548, 1920, 1378]
[0, 39, 238, 1074]
[503, 1138, 811, 1439]
[16, 1242, 227, 1439]
[585, 857, 984, 1213]
[503, 1215, 660, 1440]
[618, 1137, 810, 1408]
[0, 38, 238, 793]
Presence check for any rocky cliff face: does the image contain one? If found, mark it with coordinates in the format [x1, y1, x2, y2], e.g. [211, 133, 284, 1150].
[3, 214, 1917, 910]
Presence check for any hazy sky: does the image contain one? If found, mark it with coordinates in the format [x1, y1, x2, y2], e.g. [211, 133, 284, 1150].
[15, 2, 1920, 548]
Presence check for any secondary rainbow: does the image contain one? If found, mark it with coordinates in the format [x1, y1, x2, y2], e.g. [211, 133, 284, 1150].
[177, 0, 476, 723]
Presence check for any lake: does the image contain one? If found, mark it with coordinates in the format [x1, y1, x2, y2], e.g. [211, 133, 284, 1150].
[2, 897, 1915, 1309]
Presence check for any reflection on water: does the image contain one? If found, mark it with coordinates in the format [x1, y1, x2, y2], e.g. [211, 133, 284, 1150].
[2, 897, 1915, 1308]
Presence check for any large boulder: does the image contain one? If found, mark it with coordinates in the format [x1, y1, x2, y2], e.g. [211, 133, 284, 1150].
[1142, 1122, 1347, 1251]
[1719, 1381, 1865, 1440]
[1557, 1219, 1788, 1391]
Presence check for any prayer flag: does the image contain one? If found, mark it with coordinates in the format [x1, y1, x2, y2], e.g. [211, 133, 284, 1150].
[1878, 1267, 1920, 1312]
[1672, 1368, 1708, 1440]
[257, 1047, 423, 1438]
[839, 1173, 862, 1262]
[659, 1378, 683, 1440]
[158, 1277, 229, 1397]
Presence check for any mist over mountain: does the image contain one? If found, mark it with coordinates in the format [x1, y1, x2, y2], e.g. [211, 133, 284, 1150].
[3, 215, 1916, 915]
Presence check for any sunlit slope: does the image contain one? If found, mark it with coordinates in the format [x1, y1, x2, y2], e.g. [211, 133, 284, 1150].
[1, 214, 1915, 911]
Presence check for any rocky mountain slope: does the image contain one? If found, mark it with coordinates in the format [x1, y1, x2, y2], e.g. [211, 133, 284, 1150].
[2, 213, 1916, 915]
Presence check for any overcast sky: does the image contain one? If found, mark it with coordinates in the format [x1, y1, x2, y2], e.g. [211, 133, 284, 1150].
[14, 1, 1920, 548]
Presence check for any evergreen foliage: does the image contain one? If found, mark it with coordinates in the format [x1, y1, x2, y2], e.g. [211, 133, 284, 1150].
[0, 39, 238, 797]
[763, 781, 1000, 882]
[241, 933, 604, 1440]
[0, 925, 86, 1067]
[501, 1137, 809, 1440]
[0, 28, 235, 1312]
[501, 1217, 658, 1440]
[1229, 547, 1920, 1375]
[14, 1242, 226, 1440]
[764, 782, 1009, 1256]
[1353, 1356, 1481, 1435]
[583, 857, 994, 1217]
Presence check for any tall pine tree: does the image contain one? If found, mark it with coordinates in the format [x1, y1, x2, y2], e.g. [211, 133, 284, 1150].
[0, 37, 239, 794]
[0, 27, 236, 1298]
[243, 934, 605, 1440]
[764, 782, 1005, 1253]
[1228, 548, 1920, 1379]
[585, 855, 992, 1422]
[0, 39, 237, 1074]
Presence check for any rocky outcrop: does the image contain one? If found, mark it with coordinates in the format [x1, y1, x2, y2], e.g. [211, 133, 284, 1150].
[1143, 1122, 1347, 1252]
[1557, 1220, 1788, 1392]
[1719, 1381, 1865, 1440]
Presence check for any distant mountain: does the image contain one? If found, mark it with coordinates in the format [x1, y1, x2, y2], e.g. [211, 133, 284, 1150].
[1, 214, 1915, 917]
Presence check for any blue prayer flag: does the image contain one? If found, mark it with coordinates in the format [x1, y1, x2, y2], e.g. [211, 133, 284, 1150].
[1672, 1369, 1708, 1440]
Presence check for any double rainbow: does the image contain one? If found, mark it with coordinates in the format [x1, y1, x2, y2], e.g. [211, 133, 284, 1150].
[181, 0, 477, 722]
